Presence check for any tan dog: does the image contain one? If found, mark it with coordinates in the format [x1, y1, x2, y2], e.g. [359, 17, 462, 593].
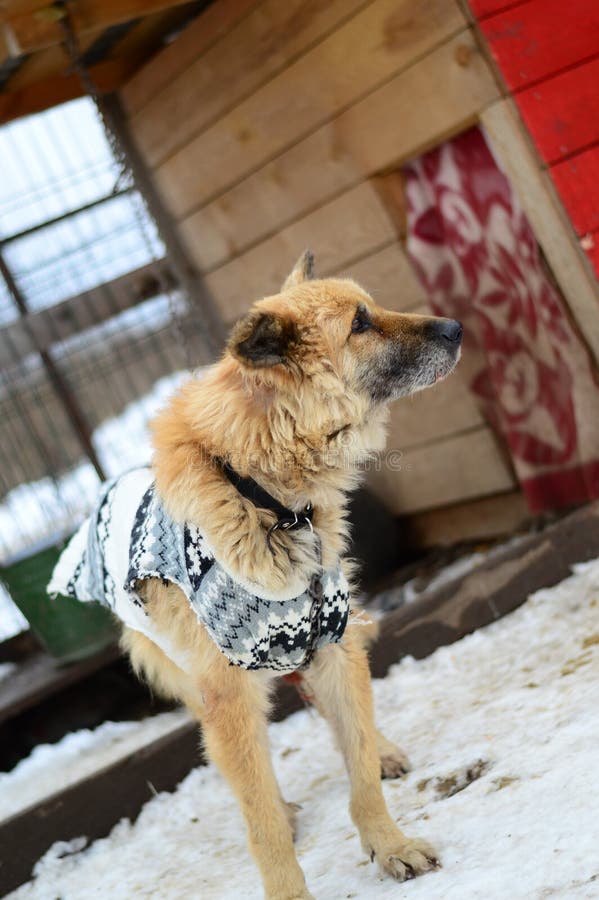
[122, 252, 462, 899]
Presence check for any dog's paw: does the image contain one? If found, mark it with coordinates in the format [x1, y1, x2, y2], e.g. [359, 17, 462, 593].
[380, 746, 412, 779]
[371, 836, 440, 882]
[376, 730, 412, 779]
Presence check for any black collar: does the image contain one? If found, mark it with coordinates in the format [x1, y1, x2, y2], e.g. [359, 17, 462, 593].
[218, 459, 314, 547]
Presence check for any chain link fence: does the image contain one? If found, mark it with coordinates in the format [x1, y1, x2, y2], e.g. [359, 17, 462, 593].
[0, 96, 211, 639]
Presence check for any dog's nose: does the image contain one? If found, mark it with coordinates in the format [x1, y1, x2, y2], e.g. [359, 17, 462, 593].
[435, 318, 463, 344]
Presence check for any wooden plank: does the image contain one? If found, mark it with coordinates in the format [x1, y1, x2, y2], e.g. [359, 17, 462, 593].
[0, 6, 198, 100]
[203, 181, 397, 322]
[2, 0, 195, 55]
[384, 370, 485, 451]
[122, 0, 259, 116]
[0, 57, 134, 124]
[0, 260, 176, 368]
[516, 57, 599, 165]
[0, 41, 71, 94]
[0, 630, 39, 665]
[481, 98, 599, 367]
[405, 490, 529, 547]
[155, 0, 467, 221]
[178, 32, 500, 271]
[371, 171, 408, 240]
[129, 0, 368, 169]
[368, 425, 515, 515]
[341, 243, 425, 312]
[371, 497, 599, 674]
[0, 645, 120, 726]
[101, 5, 217, 81]
[550, 145, 599, 236]
[479, 0, 599, 92]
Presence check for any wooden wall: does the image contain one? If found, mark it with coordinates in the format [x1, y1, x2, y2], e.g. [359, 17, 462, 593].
[119, 0, 524, 524]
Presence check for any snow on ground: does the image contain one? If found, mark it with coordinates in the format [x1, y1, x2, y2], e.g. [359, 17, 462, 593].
[8, 560, 599, 900]
[1, 709, 190, 823]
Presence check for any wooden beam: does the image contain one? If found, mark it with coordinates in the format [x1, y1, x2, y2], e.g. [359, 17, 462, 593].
[0, 259, 177, 369]
[1, 1, 196, 56]
[0, 644, 120, 727]
[0, 57, 134, 123]
[371, 496, 599, 674]
[404, 490, 530, 548]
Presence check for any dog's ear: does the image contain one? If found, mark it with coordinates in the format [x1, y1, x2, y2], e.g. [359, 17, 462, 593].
[228, 312, 299, 367]
[281, 250, 315, 291]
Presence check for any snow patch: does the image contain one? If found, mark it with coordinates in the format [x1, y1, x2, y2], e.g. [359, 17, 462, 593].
[7, 558, 599, 899]
[1, 709, 190, 822]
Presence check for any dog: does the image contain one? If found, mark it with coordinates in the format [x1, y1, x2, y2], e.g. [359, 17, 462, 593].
[51, 251, 462, 899]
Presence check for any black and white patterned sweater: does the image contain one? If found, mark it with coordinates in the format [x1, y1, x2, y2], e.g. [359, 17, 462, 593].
[48, 468, 350, 673]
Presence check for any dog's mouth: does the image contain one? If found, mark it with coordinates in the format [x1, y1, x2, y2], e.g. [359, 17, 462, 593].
[433, 344, 462, 384]
[362, 341, 461, 403]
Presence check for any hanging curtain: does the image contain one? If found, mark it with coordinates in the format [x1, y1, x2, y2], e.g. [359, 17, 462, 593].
[403, 126, 599, 512]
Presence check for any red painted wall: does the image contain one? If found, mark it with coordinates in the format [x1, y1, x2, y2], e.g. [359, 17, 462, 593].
[470, 0, 599, 279]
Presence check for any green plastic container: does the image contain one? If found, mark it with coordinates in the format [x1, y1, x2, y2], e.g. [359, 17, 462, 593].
[0, 541, 118, 664]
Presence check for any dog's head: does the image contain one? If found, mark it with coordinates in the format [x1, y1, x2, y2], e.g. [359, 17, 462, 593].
[225, 251, 462, 462]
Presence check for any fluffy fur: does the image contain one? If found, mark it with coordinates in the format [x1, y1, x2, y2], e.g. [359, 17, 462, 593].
[121, 252, 462, 899]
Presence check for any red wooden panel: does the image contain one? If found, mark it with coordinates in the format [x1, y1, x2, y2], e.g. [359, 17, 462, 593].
[516, 56, 599, 164]
[551, 145, 599, 235]
[468, 0, 529, 19]
[480, 0, 599, 91]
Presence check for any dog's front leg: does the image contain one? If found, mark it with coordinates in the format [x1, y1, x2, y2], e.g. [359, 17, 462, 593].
[303, 628, 439, 883]
[199, 667, 312, 900]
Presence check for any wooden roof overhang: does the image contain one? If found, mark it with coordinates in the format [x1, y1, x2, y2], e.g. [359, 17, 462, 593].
[0, 0, 213, 123]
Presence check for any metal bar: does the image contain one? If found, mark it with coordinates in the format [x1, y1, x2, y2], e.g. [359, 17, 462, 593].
[0, 258, 177, 368]
[102, 94, 226, 359]
[0, 187, 133, 246]
[0, 250, 106, 482]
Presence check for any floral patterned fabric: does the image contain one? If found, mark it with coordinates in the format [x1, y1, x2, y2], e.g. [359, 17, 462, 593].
[403, 126, 599, 512]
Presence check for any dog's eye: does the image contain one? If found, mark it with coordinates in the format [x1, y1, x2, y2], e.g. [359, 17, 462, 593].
[351, 309, 371, 334]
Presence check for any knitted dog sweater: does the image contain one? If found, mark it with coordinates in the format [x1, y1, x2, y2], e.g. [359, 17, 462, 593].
[48, 469, 350, 673]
